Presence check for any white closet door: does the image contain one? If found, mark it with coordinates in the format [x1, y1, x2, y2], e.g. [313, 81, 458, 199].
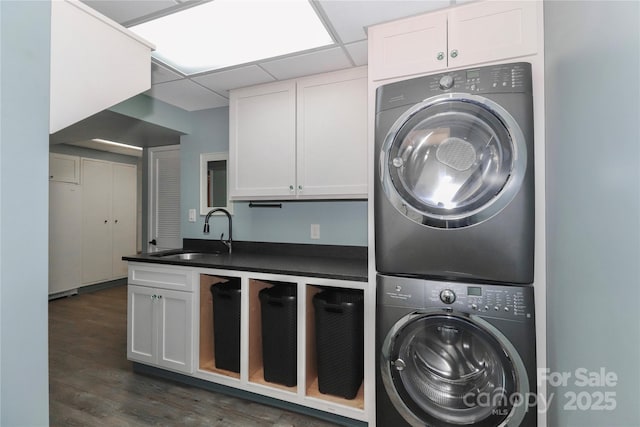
[149, 147, 181, 252]
[112, 163, 137, 278]
[49, 182, 82, 294]
[81, 158, 113, 284]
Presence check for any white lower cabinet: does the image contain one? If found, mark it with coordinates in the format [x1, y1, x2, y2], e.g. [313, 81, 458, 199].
[127, 263, 371, 423]
[127, 264, 195, 374]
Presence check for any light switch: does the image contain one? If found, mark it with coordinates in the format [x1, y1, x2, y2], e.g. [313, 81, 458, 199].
[188, 209, 197, 222]
[310, 224, 320, 239]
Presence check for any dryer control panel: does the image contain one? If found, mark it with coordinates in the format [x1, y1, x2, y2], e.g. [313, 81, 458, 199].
[429, 62, 532, 95]
[376, 61, 533, 113]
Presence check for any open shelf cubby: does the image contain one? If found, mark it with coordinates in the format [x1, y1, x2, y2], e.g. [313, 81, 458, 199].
[199, 274, 241, 379]
[305, 285, 365, 410]
[248, 279, 297, 393]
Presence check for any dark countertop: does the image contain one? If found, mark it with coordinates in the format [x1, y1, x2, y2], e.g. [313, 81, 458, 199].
[123, 240, 368, 282]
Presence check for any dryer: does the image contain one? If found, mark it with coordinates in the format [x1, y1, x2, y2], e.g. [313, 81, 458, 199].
[376, 274, 537, 427]
[375, 62, 534, 284]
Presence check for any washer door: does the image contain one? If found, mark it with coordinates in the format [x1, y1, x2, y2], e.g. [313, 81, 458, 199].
[381, 311, 529, 427]
[380, 93, 527, 228]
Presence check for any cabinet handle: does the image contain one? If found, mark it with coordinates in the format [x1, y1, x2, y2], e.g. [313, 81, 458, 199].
[437, 52, 444, 61]
[151, 295, 156, 300]
[289, 185, 294, 191]
[298, 185, 302, 191]
[115, 219, 118, 224]
[157, 295, 162, 300]
[104, 220, 108, 224]
[450, 49, 459, 59]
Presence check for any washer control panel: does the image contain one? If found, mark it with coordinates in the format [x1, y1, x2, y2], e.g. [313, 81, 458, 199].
[427, 284, 533, 319]
[377, 275, 534, 320]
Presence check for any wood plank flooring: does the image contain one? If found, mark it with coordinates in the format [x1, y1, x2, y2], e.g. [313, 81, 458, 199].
[49, 285, 339, 427]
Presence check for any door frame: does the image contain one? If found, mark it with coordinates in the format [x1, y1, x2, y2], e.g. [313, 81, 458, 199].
[148, 145, 181, 253]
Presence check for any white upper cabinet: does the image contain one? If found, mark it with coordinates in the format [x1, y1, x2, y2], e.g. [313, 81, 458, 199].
[369, 1, 538, 81]
[229, 67, 368, 200]
[296, 67, 368, 198]
[447, 1, 538, 69]
[49, 153, 80, 183]
[229, 81, 297, 199]
[369, 11, 448, 81]
[50, 0, 154, 134]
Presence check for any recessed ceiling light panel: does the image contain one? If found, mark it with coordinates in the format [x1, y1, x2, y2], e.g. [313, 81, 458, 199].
[130, 0, 334, 75]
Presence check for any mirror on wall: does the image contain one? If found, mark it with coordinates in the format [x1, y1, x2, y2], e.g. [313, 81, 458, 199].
[200, 152, 233, 215]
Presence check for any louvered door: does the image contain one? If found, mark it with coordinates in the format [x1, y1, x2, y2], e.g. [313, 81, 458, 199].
[149, 146, 181, 252]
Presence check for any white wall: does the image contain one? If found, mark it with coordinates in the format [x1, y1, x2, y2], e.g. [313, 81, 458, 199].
[545, 1, 640, 425]
[0, 1, 50, 425]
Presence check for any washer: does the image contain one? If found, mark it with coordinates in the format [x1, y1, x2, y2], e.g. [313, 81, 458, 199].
[376, 274, 537, 427]
[375, 62, 534, 284]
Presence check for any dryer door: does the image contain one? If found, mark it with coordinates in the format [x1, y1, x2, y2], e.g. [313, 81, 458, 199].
[380, 93, 527, 228]
[380, 311, 529, 427]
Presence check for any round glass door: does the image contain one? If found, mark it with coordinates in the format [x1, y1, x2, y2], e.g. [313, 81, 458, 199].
[380, 313, 527, 427]
[380, 93, 527, 228]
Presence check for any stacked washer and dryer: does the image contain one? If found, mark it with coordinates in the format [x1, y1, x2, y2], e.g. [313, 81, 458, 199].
[374, 62, 537, 427]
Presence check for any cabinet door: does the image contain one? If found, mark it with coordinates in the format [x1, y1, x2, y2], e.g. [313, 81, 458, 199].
[49, 182, 82, 295]
[128, 285, 157, 365]
[81, 159, 113, 284]
[229, 81, 296, 199]
[369, 10, 448, 81]
[448, 1, 538, 68]
[112, 163, 137, 277]
[49, 153, 80, 183]
[296, 68, 368, 198]
[157, 289, 193, 373]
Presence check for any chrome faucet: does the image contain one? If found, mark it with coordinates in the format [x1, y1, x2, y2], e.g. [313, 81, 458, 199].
[203, 208, 232, 254]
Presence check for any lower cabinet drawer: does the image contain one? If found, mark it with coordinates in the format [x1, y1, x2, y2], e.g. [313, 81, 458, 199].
[128, 263, 196, 292]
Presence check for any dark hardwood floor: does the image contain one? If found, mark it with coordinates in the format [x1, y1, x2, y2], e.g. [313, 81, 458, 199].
[49, 285, 339, 426]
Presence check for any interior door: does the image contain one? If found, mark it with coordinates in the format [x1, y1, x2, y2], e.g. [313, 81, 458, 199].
[149, 146, 181, 252]
[81, 158, 113, 283]
[112, 163, 137, 277]
[49, 181, 82, 294]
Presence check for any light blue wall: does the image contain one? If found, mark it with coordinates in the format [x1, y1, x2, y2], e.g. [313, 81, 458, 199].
[545, 2, 640, 426]
[180, 108, 368, 246]
[110, 94, 192, 134]
[0, 1, 50, 425]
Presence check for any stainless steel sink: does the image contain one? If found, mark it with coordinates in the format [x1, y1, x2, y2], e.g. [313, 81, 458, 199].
[151, 250, 223, 260]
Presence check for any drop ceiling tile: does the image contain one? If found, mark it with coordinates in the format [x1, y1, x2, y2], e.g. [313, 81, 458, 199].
[148, 79, 229, 111]
[260, 47, 352, 80]
[152, 62, 183, 84]
[318, 0, 452, 44]
[81, 0, 179, 25]
[345, 40, 368, 67]
[192, 66, 276, 98]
